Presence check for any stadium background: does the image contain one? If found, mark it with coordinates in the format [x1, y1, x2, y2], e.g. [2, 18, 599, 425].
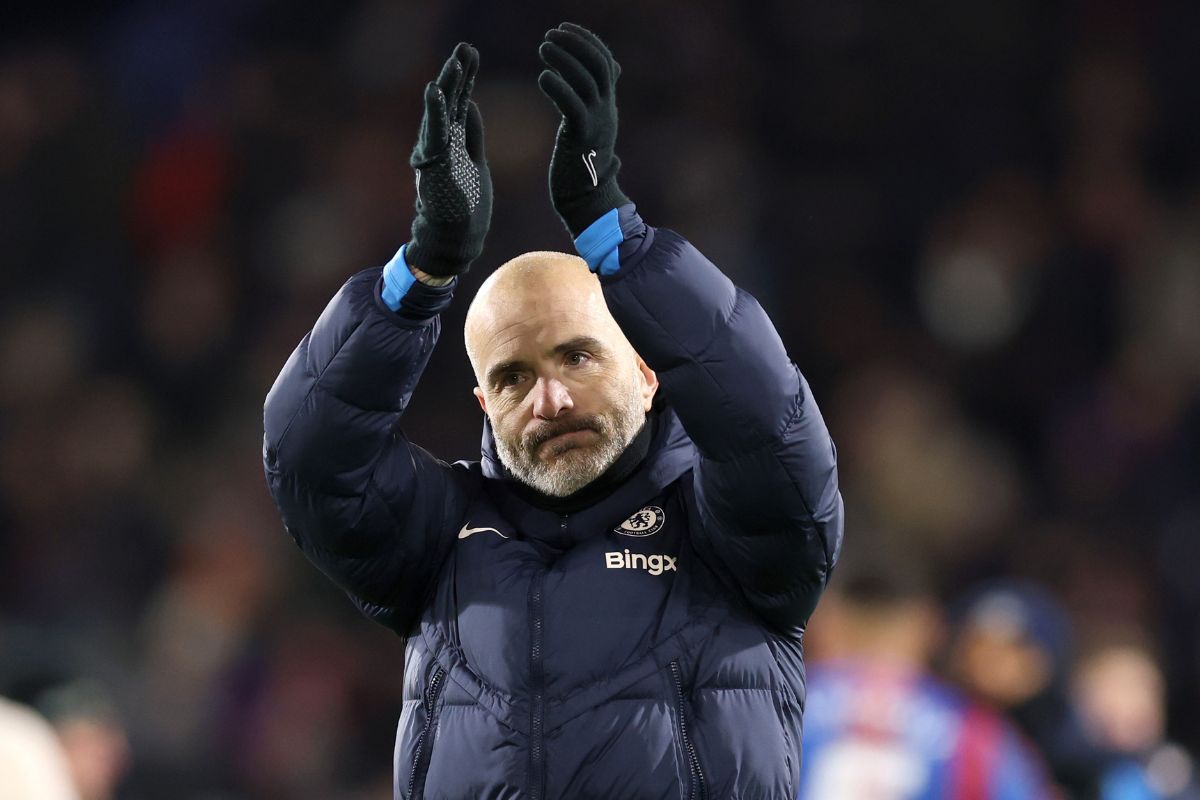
[1, 0, 1198, 797]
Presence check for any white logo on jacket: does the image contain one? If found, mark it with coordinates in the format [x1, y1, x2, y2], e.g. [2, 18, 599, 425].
[614, 506, 665, 537]
[605, 549, 677, 576]
[458, 523, 508, 540]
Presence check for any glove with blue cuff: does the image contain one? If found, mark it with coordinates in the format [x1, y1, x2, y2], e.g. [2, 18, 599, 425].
[537, 23, 630, 238]
[404, 42, 492, 278]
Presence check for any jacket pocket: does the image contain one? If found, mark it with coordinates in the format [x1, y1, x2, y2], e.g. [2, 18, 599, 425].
[406, 665, 446, 799]
[669, 660, 707, 800]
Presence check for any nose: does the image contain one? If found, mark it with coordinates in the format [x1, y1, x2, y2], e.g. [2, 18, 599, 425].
[531, 376, 574, 420]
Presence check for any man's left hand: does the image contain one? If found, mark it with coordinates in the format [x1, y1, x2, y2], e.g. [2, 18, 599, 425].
[537, 23, 630, 237]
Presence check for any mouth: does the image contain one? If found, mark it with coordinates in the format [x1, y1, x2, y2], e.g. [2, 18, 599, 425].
[538, 428, 599, 458]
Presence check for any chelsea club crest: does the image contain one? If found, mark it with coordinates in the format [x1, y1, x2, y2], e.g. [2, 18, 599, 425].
[615, 506, 665, 537]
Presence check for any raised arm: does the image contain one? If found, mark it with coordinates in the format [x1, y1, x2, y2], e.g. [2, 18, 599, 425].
[537, 24, 843, 636]
[263, 43, 492, 634]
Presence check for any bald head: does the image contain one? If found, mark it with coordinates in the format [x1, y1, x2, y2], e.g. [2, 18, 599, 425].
[463, 250, 658, 497]
[465, 251, 626, 383]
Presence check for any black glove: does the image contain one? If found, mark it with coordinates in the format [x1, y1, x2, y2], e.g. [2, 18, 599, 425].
[537, 23, 630, 237]
[405, 43, 492, 277]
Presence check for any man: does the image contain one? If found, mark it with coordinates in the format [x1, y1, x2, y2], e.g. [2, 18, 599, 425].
[949, 581, 1113, 797]
[0, 695, 80, 800]
[1073, 637, 1200, 800]
[799, 553, 1050, 799]
[264, 24, 842, 799]
[34, 679, 131, 800]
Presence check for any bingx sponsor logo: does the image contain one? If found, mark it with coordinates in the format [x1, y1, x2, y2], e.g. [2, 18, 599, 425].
[605, 548, 677, 576]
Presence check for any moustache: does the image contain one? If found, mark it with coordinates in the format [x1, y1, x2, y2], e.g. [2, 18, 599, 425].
[523, 415, 607, 452]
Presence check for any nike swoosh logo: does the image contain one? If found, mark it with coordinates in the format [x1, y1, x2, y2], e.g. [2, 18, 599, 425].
[458, 524, 508, 540]
[582, 150, 598, 187]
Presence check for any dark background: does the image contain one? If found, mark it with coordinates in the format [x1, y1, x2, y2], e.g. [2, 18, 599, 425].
[1, 1, 1198, 797]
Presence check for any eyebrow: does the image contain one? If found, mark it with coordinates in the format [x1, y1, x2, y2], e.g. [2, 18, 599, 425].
[485, 336, 606, 388]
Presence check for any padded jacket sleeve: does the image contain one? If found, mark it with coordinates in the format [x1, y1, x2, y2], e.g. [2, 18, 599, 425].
[262, 268, 470, 635]
[599, 207, 844, 637]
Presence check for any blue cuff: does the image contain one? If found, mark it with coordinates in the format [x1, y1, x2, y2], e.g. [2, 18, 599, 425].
[573, 208, 624, 276]
[381, 243, 418, 311]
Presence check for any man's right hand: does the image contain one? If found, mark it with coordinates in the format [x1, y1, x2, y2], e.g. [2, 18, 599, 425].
[405, 43, 492, 279]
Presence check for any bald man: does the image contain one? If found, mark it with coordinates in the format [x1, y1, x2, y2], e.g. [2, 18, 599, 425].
[264, 26, 843, 800]
[464, 252, 657, 501]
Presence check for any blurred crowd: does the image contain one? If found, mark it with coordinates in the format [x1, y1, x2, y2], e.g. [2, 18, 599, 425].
[1, 1, 1197, 798]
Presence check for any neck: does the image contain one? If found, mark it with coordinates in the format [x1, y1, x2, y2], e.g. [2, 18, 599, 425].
[508, 412, 655, 513]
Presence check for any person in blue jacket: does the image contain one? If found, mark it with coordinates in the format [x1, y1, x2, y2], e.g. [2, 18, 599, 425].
[263, 24, 843, 800]
[799, 553, 1051, 799]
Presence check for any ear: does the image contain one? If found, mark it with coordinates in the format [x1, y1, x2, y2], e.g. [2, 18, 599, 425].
[473, 386, 488, 415]
[635, 355, 658, 412]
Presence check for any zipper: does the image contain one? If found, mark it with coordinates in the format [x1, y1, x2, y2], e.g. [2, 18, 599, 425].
[406, 665, 446, 799]
[670, 660, 706, 800]
[527, 567, 548, 800]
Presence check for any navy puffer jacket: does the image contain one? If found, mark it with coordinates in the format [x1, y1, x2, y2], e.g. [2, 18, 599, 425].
[263, 207, 843, 799]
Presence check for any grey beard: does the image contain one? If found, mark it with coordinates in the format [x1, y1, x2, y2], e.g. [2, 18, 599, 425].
[494, 393, 646, 498]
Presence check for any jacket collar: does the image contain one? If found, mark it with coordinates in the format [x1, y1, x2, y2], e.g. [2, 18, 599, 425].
[479, 406, 692, 545]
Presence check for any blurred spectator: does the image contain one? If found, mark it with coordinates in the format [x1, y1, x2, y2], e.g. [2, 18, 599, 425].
[948, 581, 1112, 797]
[831, 363, 1023, 562]
[0, 695, 80, 800]
[0, 628, 130, 799]
[1073, 636, 1200, 800]
[36, 679, 131, 800]
[800, 550, 1050, 799]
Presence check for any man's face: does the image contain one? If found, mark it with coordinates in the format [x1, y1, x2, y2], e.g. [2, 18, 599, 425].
[467, 255, 657, 497]
[1074, 646, 1165, 753]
